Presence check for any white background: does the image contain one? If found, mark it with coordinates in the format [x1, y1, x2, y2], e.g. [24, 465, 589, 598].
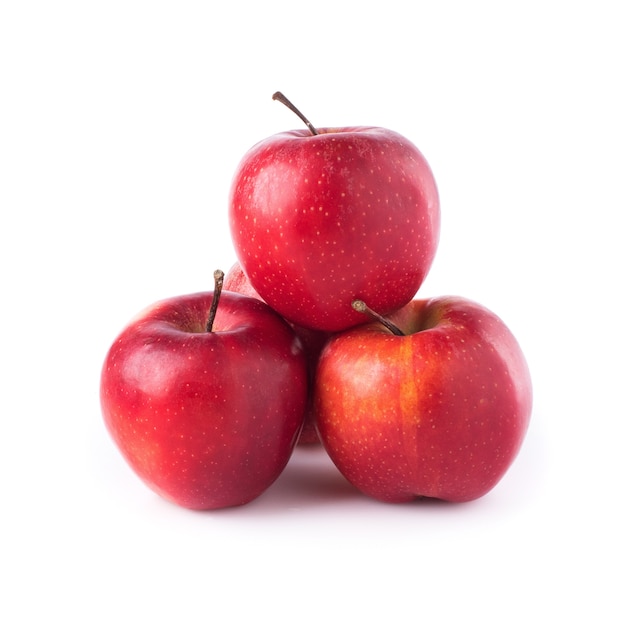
[2, 1, 625, 624]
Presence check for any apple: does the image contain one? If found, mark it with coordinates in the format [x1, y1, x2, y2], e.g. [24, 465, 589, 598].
[100, 271, 309, 510]
[223, 261, 329, 445]
[228, 92, 440, 332]
[314, 295, 532, 503]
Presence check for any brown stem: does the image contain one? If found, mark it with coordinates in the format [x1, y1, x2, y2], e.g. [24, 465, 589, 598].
[206, 269, 225, 332]
[272, 91, 319, 136]
[352, 299, 405, 336]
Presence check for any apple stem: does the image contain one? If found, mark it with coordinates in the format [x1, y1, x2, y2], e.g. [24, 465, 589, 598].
[352, 299, 405, 336]
[272, 91, 319, 136]
[206, 269, 225, 332]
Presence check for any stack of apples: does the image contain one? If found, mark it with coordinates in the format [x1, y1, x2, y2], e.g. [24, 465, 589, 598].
[100, 93, 532, 510]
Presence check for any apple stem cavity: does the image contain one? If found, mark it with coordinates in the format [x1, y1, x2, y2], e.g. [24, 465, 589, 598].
[206, 269, 225, 332]
[352, 299, 405, 336]
[272, 91, 319, 136]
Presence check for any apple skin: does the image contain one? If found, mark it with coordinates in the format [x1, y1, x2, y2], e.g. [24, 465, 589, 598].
[229, 127, 440, 332]
[223, 261, 329, 445]
[314, 296, 532, 503]
[100, 290, 308, 510]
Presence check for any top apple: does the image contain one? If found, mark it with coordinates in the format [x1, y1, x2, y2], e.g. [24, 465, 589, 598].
[228, 93, 440, 332]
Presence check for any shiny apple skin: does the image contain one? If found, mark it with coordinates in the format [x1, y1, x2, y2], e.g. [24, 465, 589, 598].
[314, 296, 532, 503]
[100, 291, 308, 510]
[223, 261, 329, 445]
[229, 127, 440, 332]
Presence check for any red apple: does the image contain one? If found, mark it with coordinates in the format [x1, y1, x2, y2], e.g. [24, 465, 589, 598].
[228, 92, 440, 332]
[223, 261, 329, 445]
[314, 296, 532, 503]
[100, 272, 308, 510]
